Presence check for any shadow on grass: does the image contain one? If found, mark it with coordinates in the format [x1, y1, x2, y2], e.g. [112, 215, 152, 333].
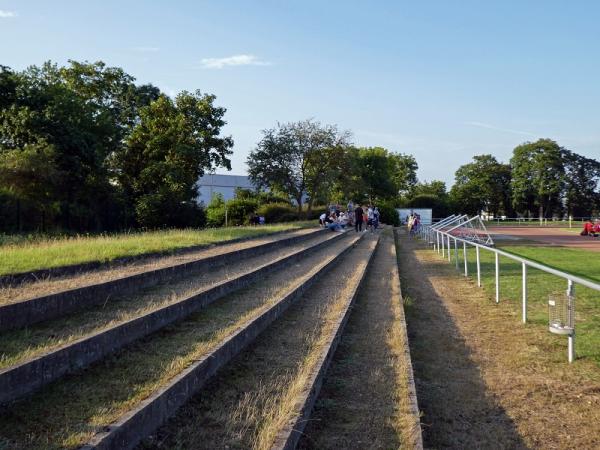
[396, 233, 529, 449]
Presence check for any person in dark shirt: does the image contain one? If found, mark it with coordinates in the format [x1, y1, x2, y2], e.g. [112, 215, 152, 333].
[354, 205, 364, 232]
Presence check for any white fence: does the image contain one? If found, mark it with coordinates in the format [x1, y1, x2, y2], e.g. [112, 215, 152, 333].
[416, 221, 600, 363]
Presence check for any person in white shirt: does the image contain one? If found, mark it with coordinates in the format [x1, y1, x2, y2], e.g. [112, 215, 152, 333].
[367, 206, 375, 233]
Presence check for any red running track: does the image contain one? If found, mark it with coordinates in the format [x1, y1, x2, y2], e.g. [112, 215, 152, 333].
[488, 226, 600, 252]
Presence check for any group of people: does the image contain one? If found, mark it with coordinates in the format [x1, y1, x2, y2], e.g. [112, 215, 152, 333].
[581, 219, 600, 237]
[319, 201, 381, 233]
[406, 212, 421, 235]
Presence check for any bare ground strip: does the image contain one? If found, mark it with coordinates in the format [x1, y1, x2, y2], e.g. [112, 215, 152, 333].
[136, 235, 378, 450]
[396, 230, 600, 449]
[0, 234, 356, 450]
[298, 229, 421, 450]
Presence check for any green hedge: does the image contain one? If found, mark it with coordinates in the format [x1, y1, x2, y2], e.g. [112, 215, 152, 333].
[378, 202, 400, 226]
[256, 203, 297, 223]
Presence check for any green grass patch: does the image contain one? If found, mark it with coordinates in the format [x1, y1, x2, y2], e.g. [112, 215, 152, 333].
[449, 243, 600, 364]
[0, 222, 314, 276]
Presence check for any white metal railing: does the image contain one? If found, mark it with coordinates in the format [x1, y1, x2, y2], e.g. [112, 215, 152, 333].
[414, 222, 600, 363]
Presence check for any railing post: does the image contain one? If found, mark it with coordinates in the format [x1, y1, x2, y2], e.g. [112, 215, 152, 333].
[476, 246, 481, 287]
[441, 232, 445, 257]
[522, 262, 527, 323]
[495, 252, 500, 303]
[436, 232, 440, 253]
[447, 235, 451, 262]
[454, 238, 459, 269]
[463, 241, 468, 276]
[567, 279, 575, 363]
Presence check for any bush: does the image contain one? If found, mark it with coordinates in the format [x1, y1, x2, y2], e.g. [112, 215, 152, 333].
[378, 202, 400, 226]
[206, 194, 226, 227]
[256, 203, 298, 223]
[225, 198, 259, 225]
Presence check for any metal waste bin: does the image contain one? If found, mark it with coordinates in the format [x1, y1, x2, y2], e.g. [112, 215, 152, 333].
[548, 292, 574, 335]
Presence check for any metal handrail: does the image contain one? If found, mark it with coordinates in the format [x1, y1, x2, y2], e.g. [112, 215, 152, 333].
[416, 222, 600, 363]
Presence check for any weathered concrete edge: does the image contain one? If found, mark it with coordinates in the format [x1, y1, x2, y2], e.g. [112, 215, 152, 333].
[0, 228, 324, 332]
[0, 227, 314, 286]
[270, 234, 379, 450]
[393, 228, 424, 450]
[79, 234, 364, 450]
[0, 231, 343, 405]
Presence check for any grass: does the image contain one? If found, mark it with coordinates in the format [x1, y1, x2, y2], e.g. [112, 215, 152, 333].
[442, 241, 600, 364]
[0, 233, 330, 370]
[0, 222, 314, 276]
[0, 234, 352, 450]
[299, 230, 420, 449]
[398, 232, 600, 448]
[138, 235, 371, 450]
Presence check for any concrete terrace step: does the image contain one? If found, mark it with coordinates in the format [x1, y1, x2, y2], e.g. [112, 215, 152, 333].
[0, 228, 325, 331]
[0, 230, 344, 405]
[80, 233, 365, 450]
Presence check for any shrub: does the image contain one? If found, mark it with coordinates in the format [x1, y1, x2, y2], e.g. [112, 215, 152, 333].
[225, 198, 259, 225]
[206, 193, 226, 227]
[378, 202, 400, 226]
[256, 203, 298, 223]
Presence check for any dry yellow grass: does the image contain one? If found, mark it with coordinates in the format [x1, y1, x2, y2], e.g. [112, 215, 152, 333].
[0, 228, 318, 305]
[299, 229, 421, 449]
[396, 229, 600, 449]
[138, 235, 376, 450]
[0, 231, 333, 370]
[0, 235, 356, 450]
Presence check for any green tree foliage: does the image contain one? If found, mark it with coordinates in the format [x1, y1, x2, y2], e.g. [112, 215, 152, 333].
[119, 92, 233, 228]
[377, 202, 401, 226]
[247, 120, 351, 212]
[329, 147, 418, 205]
[562, 150, 600, 216]
[403, 180, 451, 217]
[0, 61, 230, 232]
[510, 139, 565, 218]
[450, 155, 512, 216]
[0, 62, 118, 230]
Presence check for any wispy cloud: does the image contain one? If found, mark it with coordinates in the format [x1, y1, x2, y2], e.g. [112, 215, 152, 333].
[464, 121, 537, 137]
[200, 54, 271, 69]
[0, 10, 17, 18]
[132, 46, 160, 53]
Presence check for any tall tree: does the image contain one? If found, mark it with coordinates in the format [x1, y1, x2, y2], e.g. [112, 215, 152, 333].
[247, 120, 351, 212]
[510, 139, 565, 218]
[562, 150, 600, 217]
[450, 154, 512, 215]
[118, 91, 233, 227]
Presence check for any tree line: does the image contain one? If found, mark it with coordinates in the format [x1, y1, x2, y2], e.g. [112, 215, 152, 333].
[0, 61, 232, 232]
[1, 60, 598, 233]
[449, 139, 600, 218]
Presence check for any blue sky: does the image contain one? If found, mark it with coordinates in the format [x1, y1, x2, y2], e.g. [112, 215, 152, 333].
[1, 0, 599, 186]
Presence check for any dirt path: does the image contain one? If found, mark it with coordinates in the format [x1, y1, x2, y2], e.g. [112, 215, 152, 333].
[396, 230, 600, 449]
[298, 230, 421, 449]
[489, 226, 600, 252]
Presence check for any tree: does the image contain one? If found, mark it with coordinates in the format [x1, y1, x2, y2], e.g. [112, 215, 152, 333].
[119, 92, 233, 227]
[247, 120, 351, 213]
[510, 139, 564, 218]
[0, 63, 114, 230]
[450, 155, 512, 216]
[562, 150, 600, 217]
[404, 180, 451, 217]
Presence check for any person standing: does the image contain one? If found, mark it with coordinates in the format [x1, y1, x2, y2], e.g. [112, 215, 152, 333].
[367, 205, 375, 233]
[354, 204, 364, 232]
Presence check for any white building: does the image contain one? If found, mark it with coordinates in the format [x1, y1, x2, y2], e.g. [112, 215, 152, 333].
[197, 174, 256, 204]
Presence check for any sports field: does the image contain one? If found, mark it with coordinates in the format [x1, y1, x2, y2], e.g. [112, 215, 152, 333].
[489, 225, 600, 252]
[444, 226, 600, 363]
